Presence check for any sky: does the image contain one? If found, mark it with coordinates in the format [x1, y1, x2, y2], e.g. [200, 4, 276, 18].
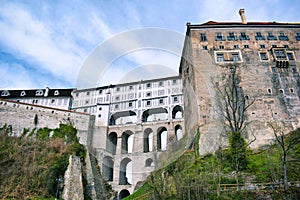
[1, 0, 300, 89]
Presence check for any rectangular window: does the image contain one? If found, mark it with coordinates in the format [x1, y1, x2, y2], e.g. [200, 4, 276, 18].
[233, 45, 239, 49]
[86, 92, 90, 96]
[146, 92, 151, 97]
[129, 102, 133, 107]
[278, 32, 289, 41]
[227, 32, 238, 41]
[129, 85, 133, 90]
[217, 53, 224, 62]
[202, 46, 208, 50]
[159, 81, 164, 87]
[259, 52, 268, 60]
[159, 99, 164, 104]
[200, 33, 207, 41]
[215, 32, 225, 41]
[116, 87, 120, 92]
[272, 45, 277, 48]
[146, 83, 151, 88]
[284, 45, 289, 48]
[296, 33, 300, 41]
[267, 32, 277, 40]
[244, 44, 249, 48]
[172, 79, 177, 85]
[173, 96, 178, 102]
[274, 49, 286, 60]
[115, 96, 120, 101]
[287, 52, 294, 60]
[99, 90, 102, 94]
[260, 44, 266, 49]
[146, 100, 151, 106]
[232, 53, 240, 61]
[255, 32, 265, 40]
[219, 45, 224, 49]
[240, 32, 250, 40]
[115, 104, 119, 109]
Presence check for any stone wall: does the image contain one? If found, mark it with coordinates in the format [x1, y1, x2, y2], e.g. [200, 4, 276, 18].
[0, 99, 94, 145]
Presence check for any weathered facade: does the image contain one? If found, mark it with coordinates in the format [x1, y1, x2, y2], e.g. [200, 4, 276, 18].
[180, 9, 300, 155]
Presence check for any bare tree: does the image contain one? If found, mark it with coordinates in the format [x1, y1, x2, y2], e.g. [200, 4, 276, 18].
[213, 66, 255, 189]
[268, 123, 300, 190]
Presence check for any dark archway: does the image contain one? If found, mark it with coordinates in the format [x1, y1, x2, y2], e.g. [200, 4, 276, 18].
[102, 156, 114, 181]
[172, 105, 183, 119]
[142, 108, 168, 122]
[121, 130, 134, 154]
[119, 158, 132, 185]
[157, 127, 167, 151]
[143, 128, 153, 153]
[145, 158, 154, 167]
[109, 110, 136, 125]
[106, 132, 117, 155]
[175, 125, 183, 141]
[119, 189, 130, 199]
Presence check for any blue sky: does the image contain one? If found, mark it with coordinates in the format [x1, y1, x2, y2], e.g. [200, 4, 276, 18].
[1, 0, 300, 89]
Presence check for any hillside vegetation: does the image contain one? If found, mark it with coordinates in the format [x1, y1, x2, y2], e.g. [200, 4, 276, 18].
[0, 124, 85, 199]
[126, 129, 300, 200]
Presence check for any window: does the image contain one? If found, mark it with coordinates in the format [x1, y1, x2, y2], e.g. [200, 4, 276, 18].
[98, 114, 101, 118]
[1, 90, 10, 96]
[128, 93, 134, 99]
[244, 44, 249, 48]
[233, 45, 239, 49]
[159, 81, 163, 87]
[146, 83, 151, 88]
[115, 104, 119, 109]
[227, 32, 238, 41]
[219, 45, 224, 49]
[287, 52, 294, 60]
[267, 88, 272, 94]
[146, 100, 151, 106]
[32, 99, 38, 104]
[159, 99, 164, 104]
[51, 99, 55, 104]
[279, 89, 284, 94]
[284, 45, 289, 48]
[255, 32, 265, 40]
[239, 32, 250, 40]
[296, 33, 300, 41]
[267, 32, 277, 40]
[259, 52, 268, 60]
[116, 87, 120, 92]
[99, 107, 102, 110]
[273, 49, 286, 60]
[232, 53, 240, 61]
[54, 90, 59, 96]
[172, 80, 177, 85]
[85, 100, 89, 104]
[158, 90, 164, 96]
[272, 45, 277, 48]
[173, 96, 178, 102]
[99, 89, 102, 94]
[216, 53, 224, 62]
[278, 32, 289, 41]
[76, 93, 79, 97]
[146, 92, 151, 97]
[202, 46, 208, 50]
[215, 32, 225, 41]
[290, 88, 294, 93]
[129, 85, 133, 90]
[115, 96, 120, 101]
[260, 44, 266, 49]
[129, 102, 133, 107]
[35, 90, 43, 96]
[86, 91, 90, 96]
[200, 33, 207, 41]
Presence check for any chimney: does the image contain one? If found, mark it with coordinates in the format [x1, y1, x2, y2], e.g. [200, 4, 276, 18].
[239, 9, 247, 24]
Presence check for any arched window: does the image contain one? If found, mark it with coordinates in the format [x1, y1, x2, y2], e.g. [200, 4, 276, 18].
[145, 158, 154, 167]
[172, 105, 183, 119]
[121, 130, 134, 154]
[119, 189, 130, 199]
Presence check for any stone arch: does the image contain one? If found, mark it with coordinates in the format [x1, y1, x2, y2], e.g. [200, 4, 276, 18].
[119, 189, 130, 199]
[143, 128, 153, 153]
[157, 127, 167, 151]
[106, 132, 117, 155]
[175, 125, 183, 141]
[121, 130, 134, 154]
[172, 105, 183, 119]
[145, 158, 154, 167]
[119, 158, 132, 185]
[102, 156, 114, 181]
[109, 110, 137, 125]
[142, 108, 168, 122]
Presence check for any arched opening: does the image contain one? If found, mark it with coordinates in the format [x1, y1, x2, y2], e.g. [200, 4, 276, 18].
[109, 110, 137, 125]
[122, 130, 134, 154]
[102, 156, 114, 181]
[142, 108, 168, 122]
[175, 125, 183, 141]
[172, 105, 183, 119]
[143, 128, 153, 153]
[119, 158, 132, 185]
[145, 158, 154, 167]
[106, 132, 117, 155]
[157, 127, 167, 151]
[119, 189, 130, 199]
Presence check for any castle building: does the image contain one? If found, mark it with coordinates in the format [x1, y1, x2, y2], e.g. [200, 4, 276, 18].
[71, 75, 184, 196]
[180, 9, 300, 155]
[0, 87, 73, 110]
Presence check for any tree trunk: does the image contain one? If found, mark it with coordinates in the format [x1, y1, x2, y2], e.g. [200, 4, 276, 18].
[282, 155, 288, 190]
